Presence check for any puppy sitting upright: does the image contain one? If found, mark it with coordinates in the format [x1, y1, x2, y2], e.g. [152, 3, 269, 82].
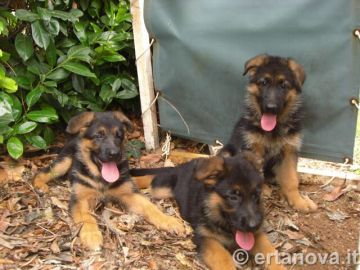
[33, 111, 184, 251]
[222, 54, 317, 213]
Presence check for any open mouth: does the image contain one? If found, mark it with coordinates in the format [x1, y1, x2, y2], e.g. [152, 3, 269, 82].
[235, 230, 255, 251]
[94, 157, 120, 183]
[260, 113, 277, 132]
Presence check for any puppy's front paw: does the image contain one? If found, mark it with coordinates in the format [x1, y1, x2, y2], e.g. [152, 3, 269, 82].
[156, 216, 185, 235]
[289, 195, 317, 213]
[33, 179, 49, 193]
[79, 224, 103, 251]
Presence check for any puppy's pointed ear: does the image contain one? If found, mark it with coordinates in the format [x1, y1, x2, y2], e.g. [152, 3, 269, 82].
[242, 150, 263, 172]
[288, 58, 306, 87]
[243, 54, 268, 76]
[66, 111, 95, 134]
[194, 156, 225, 185]
[113, 111, 133, 132]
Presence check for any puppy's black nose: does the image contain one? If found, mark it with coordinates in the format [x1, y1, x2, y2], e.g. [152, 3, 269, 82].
[247, 219, 260, 230]
[265, 103, 277, 113]
[108, 148, 120, 158]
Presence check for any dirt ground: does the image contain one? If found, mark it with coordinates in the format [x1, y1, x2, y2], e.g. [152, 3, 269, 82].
[0, 132, 359, 270]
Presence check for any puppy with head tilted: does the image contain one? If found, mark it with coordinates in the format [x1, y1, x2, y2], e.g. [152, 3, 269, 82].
[222, 54, 317, 213]
[33, 111, 184, 251]
[132, 152, 285, 270]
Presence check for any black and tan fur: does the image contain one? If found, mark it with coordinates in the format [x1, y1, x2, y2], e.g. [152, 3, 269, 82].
[33, 111, 184, 251]
[222, 54, 317, 213]
[132, 153, 285, 270]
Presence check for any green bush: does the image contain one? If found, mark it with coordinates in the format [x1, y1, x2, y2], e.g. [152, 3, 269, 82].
[0, 0, 138, 159]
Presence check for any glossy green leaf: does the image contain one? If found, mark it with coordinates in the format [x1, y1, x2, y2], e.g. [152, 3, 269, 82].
[43, 80, 57, 88]
[26, 86, 44, 108]
[0, 92, 14, 126]
[47, 68, 69, 81]
[14, 76, 33, 90]
[26, 135, 47, 149]
[13, 121, 38, 134]
[62, 61, 96, 78]
[7, 137, 23, 159]
[67, 45, 92, 63]
[99, 84, 115, 103]
[71, 74, 84, 92]
[44, 18, 60, 36]
[27, 108, 59, 123]
[0, 77, 18, 93]
[11, 95, 23, 121]
[15, 10, 40, 22]
[46, 40, 57, 67]
[116, 78, 138, 99]
[101, 54, 126, 62]
[37, 8, 82, 22]
[15, 34, 34, 61]
[31, 21, 51, 49]
[43, 127, 54, 145]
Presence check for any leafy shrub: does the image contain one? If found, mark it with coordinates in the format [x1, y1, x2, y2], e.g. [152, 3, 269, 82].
[0, 0, 138, 159]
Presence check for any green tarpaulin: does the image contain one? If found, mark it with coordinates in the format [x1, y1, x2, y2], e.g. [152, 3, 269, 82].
[144, 0, 360, 162]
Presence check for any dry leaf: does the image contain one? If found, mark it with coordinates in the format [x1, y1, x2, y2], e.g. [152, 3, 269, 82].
[283, 217, 299, 231]
[148, 260, 159, 270]
[50, 240, 60, 254]
[284, 230, 304, 240]
[282, 242, 294, 251]
[140, 154, 162, 164]
[326, 210, 349, 222]
[0, 210, 10, 232]
[127, 130, 141, 140]
[323, 185, 345, 202]
[175, 253, 192, 267]
[0, 162, 25, 184]
[164, 159, 175, 167]
[295, 238, 312, 247]
[50, 197, 68, 210]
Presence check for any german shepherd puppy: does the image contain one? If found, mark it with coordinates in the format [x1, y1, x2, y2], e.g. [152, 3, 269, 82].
[132, 153, 285, 270]
[222, 54, 317, 213]
[33, 111, 184, 251]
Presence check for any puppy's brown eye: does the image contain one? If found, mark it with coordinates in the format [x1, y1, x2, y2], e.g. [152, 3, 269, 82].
[279, 80, 288, 89]
[117, 132, 123, 139]
[259, 78, 269, 86]
[94, 132, 104, 139]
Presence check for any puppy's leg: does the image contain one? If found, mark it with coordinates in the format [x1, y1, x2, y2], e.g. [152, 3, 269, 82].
[133, 175, 154, 189]
[200, 237, 236, 270]
[275, 146, 317, 212]
[33, 156, 72, 192]
[107, 181, 184, 235]
[251, 232, 286, 270]
[70, 184, 102, 251]
[150, 174, 177, 199]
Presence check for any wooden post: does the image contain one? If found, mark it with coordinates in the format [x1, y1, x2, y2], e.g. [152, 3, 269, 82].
[131, 0, 159, 150]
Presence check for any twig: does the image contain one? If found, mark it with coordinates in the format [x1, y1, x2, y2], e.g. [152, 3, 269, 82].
[21, 179, 43, 207]
[36, 224, 57, 236]
[159, 95, 190, 134]
[141, 91, 159, 116]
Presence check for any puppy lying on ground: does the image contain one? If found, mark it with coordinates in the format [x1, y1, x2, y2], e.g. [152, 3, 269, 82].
[222, 54, 317, 213]
[132, 153, 285, 270]
[33, 111, 184, 251]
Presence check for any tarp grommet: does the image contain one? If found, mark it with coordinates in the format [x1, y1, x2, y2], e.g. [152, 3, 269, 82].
[353, 29, 360, 40]
[349, 97, 359, 109]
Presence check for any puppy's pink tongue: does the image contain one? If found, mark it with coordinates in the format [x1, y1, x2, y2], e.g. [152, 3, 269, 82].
[101, 162, 120, 182]
[235, 231, 255, 251]
[261, 113, 277, 131]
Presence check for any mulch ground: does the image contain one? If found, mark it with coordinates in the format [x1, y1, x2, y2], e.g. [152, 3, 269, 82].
[0, 130, 359, 270]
